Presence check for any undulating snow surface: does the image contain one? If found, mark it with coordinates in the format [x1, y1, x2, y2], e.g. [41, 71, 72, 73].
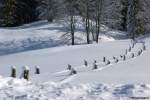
[0, 21, 149, 99]
[0, 20, 118, 55]
[0, 76, 150, 100]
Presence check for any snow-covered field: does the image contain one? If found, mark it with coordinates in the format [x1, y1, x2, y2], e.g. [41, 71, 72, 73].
[0, 21, 149, 99]
[0, 77, 149, 100]
[0, 20, 117, 55]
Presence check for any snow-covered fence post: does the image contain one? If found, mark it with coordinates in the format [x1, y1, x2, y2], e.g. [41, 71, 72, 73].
[115, 58, 119, 63]
[120, 55, 123, 58]
[137, 50, 141, 56]
[131, 43, 134, 48]
[106, 60, 110, 65]
[142, 43, 146, 51]
[70, 68, 77, 75]
[123, 55, 126, 61]
[131, 53, 134, 58]
[128, 46, 131, 52]
[137, 49, 142, 56]
[140, 49, 143, 54]
[131, 39, 136, 48]
[11, 66, 16, 78]
[125, 49, 128, 55]
[84, 60, 88, 66]
[35, 66, 40, 74]
[103, 57, 106, 62]
[113, 57, 119, 63]
[113, 56, 115, 61]
[131, 39, 134, 44]
[23, 66, 30, 80]
[67, 64, 72, 70]
[92, 60, 98, 70]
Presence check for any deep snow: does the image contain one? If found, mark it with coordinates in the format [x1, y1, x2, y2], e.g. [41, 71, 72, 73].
[0, 38, 149, 99]
[0, 77, 149, 100]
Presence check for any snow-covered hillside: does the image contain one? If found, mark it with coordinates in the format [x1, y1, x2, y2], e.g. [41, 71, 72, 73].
[0, 21, 149, 99]
[0, 20, 120, 56]
[0, 40, 129, 77]
[0, 36, 149, 99]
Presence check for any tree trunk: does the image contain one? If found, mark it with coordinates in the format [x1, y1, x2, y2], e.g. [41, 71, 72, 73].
[86, 1, 90, 44]
[71, 15, 75, 45]
[95, 0, 103, 43]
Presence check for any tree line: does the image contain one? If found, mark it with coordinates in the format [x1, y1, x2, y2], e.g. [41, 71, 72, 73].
[0, 0, 38, 26]
[0, 0, 150, 44]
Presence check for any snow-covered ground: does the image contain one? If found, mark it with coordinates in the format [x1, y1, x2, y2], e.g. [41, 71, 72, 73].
[0, 77, 149, 100]
[0, 21, 149, 99]
[0, 38, 149, 99]
[0, 20, 118, 55]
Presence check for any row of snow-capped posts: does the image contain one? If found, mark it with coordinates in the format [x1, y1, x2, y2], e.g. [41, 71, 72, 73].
[11, 65, 40, 80]
[66, 50, 141, 74]
[66, 40, 147, 75]
[124, 40, 146, 59]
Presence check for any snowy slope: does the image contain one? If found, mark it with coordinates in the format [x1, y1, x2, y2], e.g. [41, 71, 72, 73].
[0, 36, 149, 99]
[0, 21, 149, 99]
[70, 40, 150, 84]
[0, 40, 129, 77]
[0, 20, 117, 55]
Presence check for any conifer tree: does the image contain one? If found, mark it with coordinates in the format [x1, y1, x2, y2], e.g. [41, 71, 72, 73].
[120, 0, 128, 31]
[2, 0, 17, 26]
[127, 0, 139, 39]
[16, 0, 38, 25]
[2, 0, 38, 26]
